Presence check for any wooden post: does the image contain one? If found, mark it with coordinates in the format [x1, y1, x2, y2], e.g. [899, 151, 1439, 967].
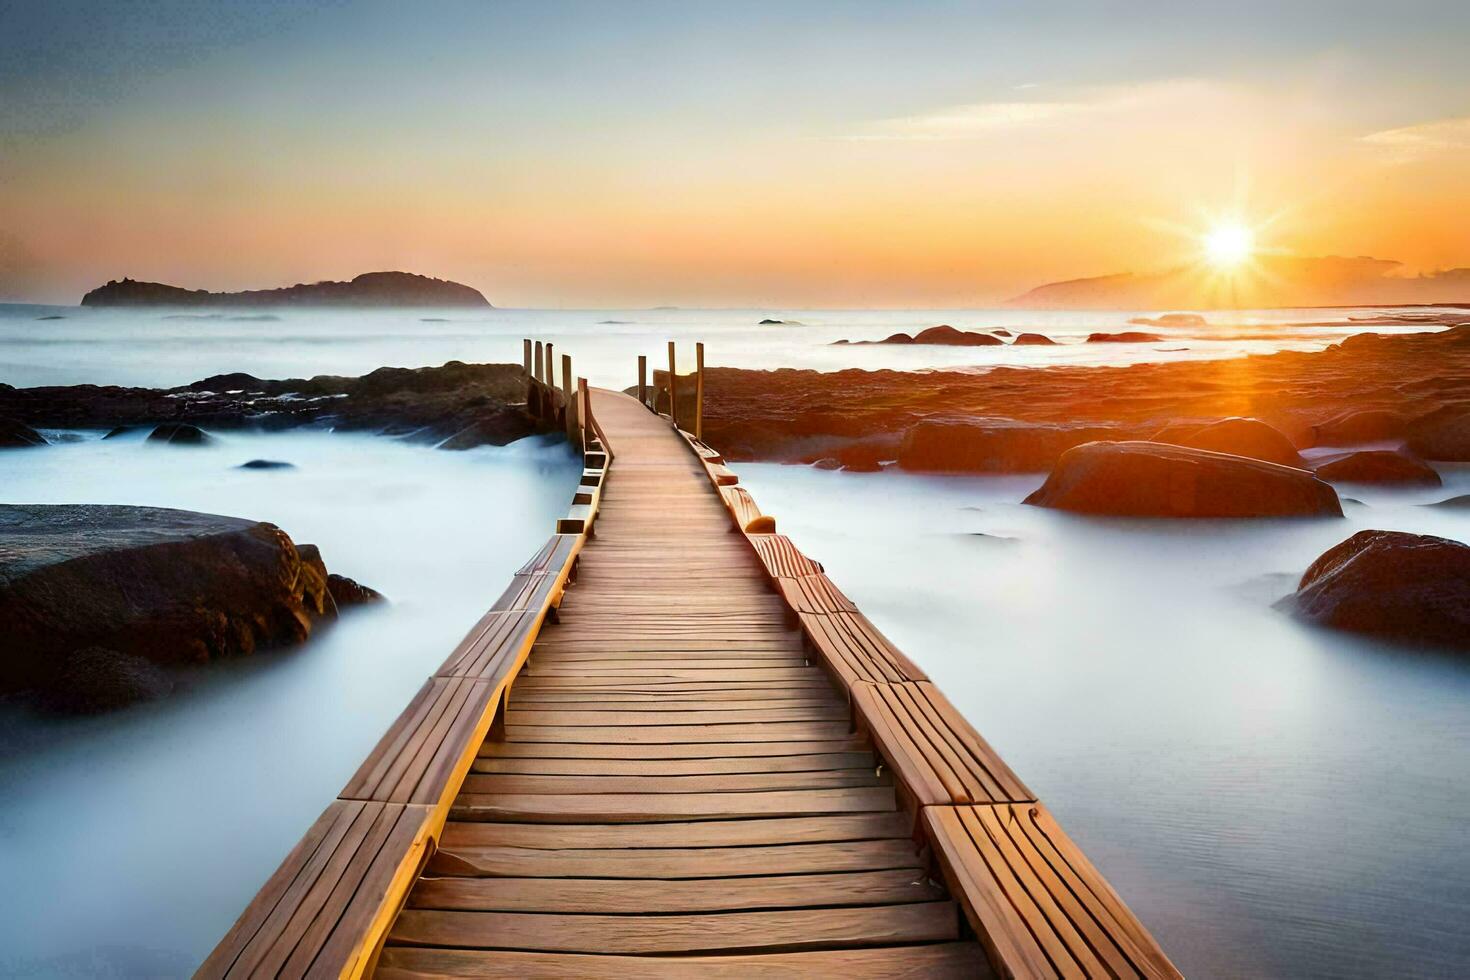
[522, 338, 532, 375]
[561, 354, 575, 443]
[578, 377, 591, 453]
[545, 343, 554, 388]
[667, 341, 678, 428]
[695, 341, 705, 441]
[637, 355, 647, 409]
[533, 342, 544, 417]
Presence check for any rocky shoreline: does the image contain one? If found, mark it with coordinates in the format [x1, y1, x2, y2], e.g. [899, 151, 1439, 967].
[0, 360, 550, 450]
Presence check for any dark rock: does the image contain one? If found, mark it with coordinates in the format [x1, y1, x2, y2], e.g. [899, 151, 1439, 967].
[759, 318, 791, 325]
[0, 504, 335, 703]
[1313, 450, 1441, 485]
[880, 332, 914, 344]
[103, 425, 140, 440]
[327, 573, 385, 608]
[1277, 530, 1470, 650]
[35, 647, 174, 715]
[1086, 331, 1163, 343]
[833, 441, 889, 472]
[238, 459, 295, 470]
[147, 422, 212, 445]
[437, 407, 541, 449]
[1011, 333, 1057, 345]
[1425, 494, 1470, 509]
[913, 325, 1004, 346]
[1150, 417, 1305, 467]
[1022, 441, 1343, 518]
[898, 417, 1139, 473]
[1, 417, 47, 448]
[1406, 410, 1470, 461]
[1312, 409, 1406, 445]
[813, 457, 842, 470]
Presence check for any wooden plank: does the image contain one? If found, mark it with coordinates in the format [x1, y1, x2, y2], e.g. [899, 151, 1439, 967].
[470, 751, 875, 777]
[434, 609, 536, 680]
[922, 804, 1181, 980]
[449, 785, 897, 823]
[776, 572, 860, 615]
[477, 737, 869, 760]
[386, 902, 959, 955]
[798, 610, 929, 687]
[503, 721, 853, 744]
[749, 533, 825, 578]
[459, 769, 888, 794]
[376, 941, 991, 979]
[408, 868, 945, 914]
[429, 837, 925, 879]
[439, 811, 914, 849]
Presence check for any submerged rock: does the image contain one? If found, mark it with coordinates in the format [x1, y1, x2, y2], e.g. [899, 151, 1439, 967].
[0, 504, 370, 712]
[1425, 494, 1470, 510]
[327, 573, 385, 608]
[35, 647, 174, 715]
[1, 418, 48, 448]
[1277, 530, 1470, 651]
[238, 458, 295, 470]
[1313, 450, 1441, 486]
[1150, 417, 1305, 468]
[1022, 441, 1343, 518]
[147, 422, 211, 445]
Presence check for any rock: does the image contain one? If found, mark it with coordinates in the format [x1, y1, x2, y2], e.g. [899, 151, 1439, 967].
[912, 325, 1004, 346]
[0, 504, 337, 706]
[1312, 409, 1406, 445]
[1277, 530, 1470, 650]
[1426, 494, 1470, 509]
[327, 573, 385, 608]
[81, 271, 491, 308]
[147, 422, 212, 445]
[1406, 411, 1470, 461]
[992, 329, 1013, 337]
[1129, 313, 1207, 328]
[1150, 417, 1305, 467]
[35, 647, 174, 715]
[1011, 333, 1057, 345]
[1086, 331, 1162, 343]
[898, 417, 1138, 473]
[1313, 450, 1440, 486]
[103, 425, 140, 439]
[0, 417, 47, 448]
[879, 332, 914, 344]
[1022, 441, 1343, 518]
[759, 318, 791, 325]
[437, 407, 541, 449]
[833, 441, 888, 472]
[812, 457, 842, 470]
[238, 459, 295, 470]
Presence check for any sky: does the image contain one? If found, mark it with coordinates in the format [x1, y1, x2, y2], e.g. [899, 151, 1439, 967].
[1, 0, 1468, 307]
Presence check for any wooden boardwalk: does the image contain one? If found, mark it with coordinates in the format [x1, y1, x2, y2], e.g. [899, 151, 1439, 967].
[204, 366, 1180, 979]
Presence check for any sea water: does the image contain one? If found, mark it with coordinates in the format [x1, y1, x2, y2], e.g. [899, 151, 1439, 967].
[735, 462, 1470, 979]
[2, 305, 1469, 977]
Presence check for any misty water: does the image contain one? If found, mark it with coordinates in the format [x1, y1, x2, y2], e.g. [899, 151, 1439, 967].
[2, 305, 1469, 977]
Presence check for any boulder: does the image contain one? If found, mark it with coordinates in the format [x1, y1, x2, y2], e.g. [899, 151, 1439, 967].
[1406, 410, 1470, 461]
[1011, 333, 1057, 345]
[1277, 530, 1470, 651]
[238, 458, 295, 470]
[1150, 417, 1305, 467]
[1086, 331, 1162, 343]
[0, 504, 339, 706]
[327, 573, 385, 608]
[1312, 450, 1441, 486]
[35, 647, 174, 715]
[898, 417, 1137, 473]
[1312, 409, 1406, 445]
[1, 417, 47, 448]
[879, 332, 914, 344]
[1426, 494, 1470, 510]
[1022, 441, 1343, 518]
[147, 422, 211, 445]
[912, 325, 1004, 346]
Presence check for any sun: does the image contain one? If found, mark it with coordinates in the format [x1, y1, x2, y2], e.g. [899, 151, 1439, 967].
[1203, 222, 1255, 267]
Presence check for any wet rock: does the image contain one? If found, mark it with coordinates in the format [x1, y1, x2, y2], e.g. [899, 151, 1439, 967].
[1313, 450, 1440, 486]
[327, 573, 385, 608]
[1022, 441, 1343, 518]
[1406, 410, 1470, 461]
[1086, 331, 1162, 343]
[0, 504, 338, 709]
[1012, 333, 1057, 345]
[1312, 409, 1406, 445]
[238, 459, 295, 470]
[898, 417, 1137, 473]
[0, 418, 48, 448]
[147, 422, 212, 445]
[35, 647, 174, 715]
[1277, 529, 1470, 651]
[1150, 417, 1305, 468]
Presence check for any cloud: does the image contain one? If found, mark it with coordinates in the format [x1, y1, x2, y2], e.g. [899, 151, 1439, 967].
[850, 99, 1086, 141]
[1359, 117, 1470, 158]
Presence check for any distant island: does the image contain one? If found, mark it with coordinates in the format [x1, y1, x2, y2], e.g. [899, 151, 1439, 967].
[1009, 254, 1470, 310]
[80, 271, 491, 308]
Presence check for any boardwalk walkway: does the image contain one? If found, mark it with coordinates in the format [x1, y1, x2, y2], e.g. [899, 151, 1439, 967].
[204, 373, 1179, 979]
[374, 391, 987, 976]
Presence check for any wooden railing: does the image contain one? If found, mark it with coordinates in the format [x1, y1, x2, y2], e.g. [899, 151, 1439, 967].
[199, 343, 609, 979]
[636, 340, 707, 439]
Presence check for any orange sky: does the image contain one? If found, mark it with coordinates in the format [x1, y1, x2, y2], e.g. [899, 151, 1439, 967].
[2, 3, 1468, 307]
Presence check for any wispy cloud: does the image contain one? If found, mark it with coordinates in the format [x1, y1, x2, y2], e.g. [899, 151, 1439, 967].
[849, 100, 1086, 141]
[1359, 117, 1470, 158]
